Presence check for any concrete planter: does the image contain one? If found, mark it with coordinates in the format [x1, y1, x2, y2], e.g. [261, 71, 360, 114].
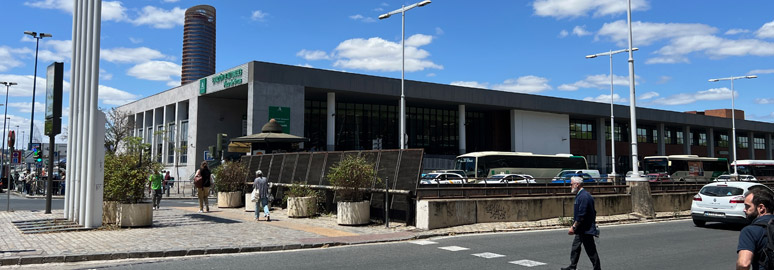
[337, 201, 370, 225]
[288, 196, 317, 218]
[218, 191, 243, 208]
[245, 193, 256, 212]
[117, 202, 153, 228]
[102, 201, 119, 225]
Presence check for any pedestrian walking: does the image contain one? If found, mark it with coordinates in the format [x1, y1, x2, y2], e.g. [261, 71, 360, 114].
[737, 186, 774, 270]
[562, 176, 601, 270]
[148, 169, 163, 210]
[163, 171, 171, 197]
[253, 170, 270, 221]
[194, 161, 212, 213]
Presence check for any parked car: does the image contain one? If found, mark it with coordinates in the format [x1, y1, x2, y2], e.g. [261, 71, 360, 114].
[478, 174, 536, 184]
[690, 181, 772, 226]
[419, 172, 467, 184]
[714, 174, 758, 182]
[626, 171, 645, 178]
[551, 173, 596, 183]
[555, 170, 601, 179]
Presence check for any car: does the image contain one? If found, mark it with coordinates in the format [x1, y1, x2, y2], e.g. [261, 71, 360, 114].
[690, 181, 773, 226]
[626, 171, 645, 178]
[551, 173, 596, 183]
[478, 174, 536, 184]
[715, 174, 758, 182]
[555, 170, 601, 179]
[419, 172, 467, 184]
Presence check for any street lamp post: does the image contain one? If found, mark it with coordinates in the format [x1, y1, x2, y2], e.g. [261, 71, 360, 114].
[1, 81, 16, 211]
[379, 0, 431, 150]
[708, 75, 757, 177]
[23, 31, 52, 150]
[624, 0, 646, 182]
[586, 48, 638, 180]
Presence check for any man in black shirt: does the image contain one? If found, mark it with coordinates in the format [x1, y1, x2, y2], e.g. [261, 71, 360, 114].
[737, 186, 774, 270]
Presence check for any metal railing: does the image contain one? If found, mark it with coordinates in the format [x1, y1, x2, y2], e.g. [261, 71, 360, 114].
[415, 177, 628, 199]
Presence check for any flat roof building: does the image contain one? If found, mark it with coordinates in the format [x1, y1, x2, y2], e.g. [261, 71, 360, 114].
[118, 61, 774, 177]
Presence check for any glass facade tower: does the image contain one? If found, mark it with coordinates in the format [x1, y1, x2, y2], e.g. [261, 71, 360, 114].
[181, 5, 216, 85]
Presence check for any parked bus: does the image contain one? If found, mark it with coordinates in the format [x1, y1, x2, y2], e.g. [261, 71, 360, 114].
[642, 155, 729, 182]
[733, 160, 774, 181]
[453, 151, 588, 180]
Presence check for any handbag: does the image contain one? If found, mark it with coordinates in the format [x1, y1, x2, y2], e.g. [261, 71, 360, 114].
[193, 170, 203, 188]
[251, 188, 260, 202]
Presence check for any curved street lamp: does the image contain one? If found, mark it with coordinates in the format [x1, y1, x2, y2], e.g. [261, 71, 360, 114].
[24, 31, 52, 150]
[708, 75, 757, 177]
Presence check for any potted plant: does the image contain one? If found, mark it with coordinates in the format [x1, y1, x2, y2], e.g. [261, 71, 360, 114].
[327, 155, 379, 225]
[214, 160, 248, 208]
[103, 137, 161, 227]
[285, 182, 318, 218]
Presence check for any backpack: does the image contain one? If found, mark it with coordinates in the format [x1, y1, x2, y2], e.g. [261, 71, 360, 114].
[753, 218, 774, 269]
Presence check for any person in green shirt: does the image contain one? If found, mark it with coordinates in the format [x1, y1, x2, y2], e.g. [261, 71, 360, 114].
[149, 169, 163, 210]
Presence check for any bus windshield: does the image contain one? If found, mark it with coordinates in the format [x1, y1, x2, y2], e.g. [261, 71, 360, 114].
[454, 157, 476, 177]
[644, 158, 668, 174]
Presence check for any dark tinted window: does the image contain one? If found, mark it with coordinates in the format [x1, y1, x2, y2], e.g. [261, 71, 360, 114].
[700, 186, 744, 196]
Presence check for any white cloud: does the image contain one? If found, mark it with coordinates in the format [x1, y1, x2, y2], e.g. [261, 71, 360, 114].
[597, 20, 717, 47]
[557, 74, 630, 91]
[755, 98, 774, 104]
[99, 68, 113, 80]
[435, 27, 444, 36]
[583, 93, 627, 103]
[639, 91, 659, 100]
[572, 26, 591, 37]
[749, 69, 774, 74]
[492, 76, 552, 94]
[656, 76, 672, 84]
[129, 37, 143, 44]
[651, 87, 735, 106]
[725, 29, 750, 35]
[0, 74, 49, 97]
[656, 35, 774, 58]
[349, 14, 375, 23]
[296, 63, 314, 68]
[251, 10, 268, 21]
[532, 0, 650, 19]
[0, 47, 32, 72]
[426, 73, 436, 77]
[756, 20, 774, 39]
[127, 61, 181, 82]
[296, 50, 330, 61]
[162, 0, 180, 2]
[166, 81, 180, 88]
[450, 81, 489, 89]
[332, 34, 442, 72]
[101, 47, 166, 63]
[558, 30, 569, 38]
[24, 0, 127, 22]
[9, 102, 45, 113]
[99, 85, 140, 106]
[131, 6, 185, 29]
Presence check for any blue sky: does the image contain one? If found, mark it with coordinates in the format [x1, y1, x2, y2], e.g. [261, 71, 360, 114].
[2, 0, 774, 145]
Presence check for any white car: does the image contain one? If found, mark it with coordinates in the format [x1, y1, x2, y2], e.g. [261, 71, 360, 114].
[478, 174, 536, 184]
[419, 173, 467, 184]
[715, 174, 757, 182]
[690, 181, 772, 226]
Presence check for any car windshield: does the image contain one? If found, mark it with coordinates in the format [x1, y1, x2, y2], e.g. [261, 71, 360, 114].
[422, 173, 441, 179]
[490, 175, 506, 179]
[557, 171, 576, 178]
[700, 186, 745, 197]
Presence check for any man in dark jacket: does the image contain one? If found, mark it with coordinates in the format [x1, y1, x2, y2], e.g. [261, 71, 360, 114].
[562, 176, 601, 270]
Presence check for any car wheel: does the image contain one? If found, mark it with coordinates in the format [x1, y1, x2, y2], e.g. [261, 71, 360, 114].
[692, 219, 705, 227]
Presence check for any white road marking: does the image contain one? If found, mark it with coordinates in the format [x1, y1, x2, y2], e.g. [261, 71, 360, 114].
[509, 259, 547, 267]
[410, 240, 438, 245]
[438, 246, 469, 251]
[471, 252, 505, 259]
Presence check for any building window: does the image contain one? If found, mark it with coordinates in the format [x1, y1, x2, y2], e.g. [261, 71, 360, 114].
[604, 125, 623, 142]
[570, 120, 593, 140]
[754, 137, 765, 150]
[699, 133, 707, 146]
[652, 130, 658, 144]
[677, 131, 684, 145]
[637, 128, 648, 143]
[586, 154, 597, 170]
[167, 123, 176, 164]
[718, 134, 729, 148]
[146, 127, 153, 144]
[156, 125, 163, 163]
[665, 130, 672, 144]
[737, 136, 748, 149]
[179, 121, 188, 163]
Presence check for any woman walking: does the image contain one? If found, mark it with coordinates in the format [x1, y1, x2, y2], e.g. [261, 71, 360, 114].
[194, 161, 212, 213]
[253, 170, 270, 221]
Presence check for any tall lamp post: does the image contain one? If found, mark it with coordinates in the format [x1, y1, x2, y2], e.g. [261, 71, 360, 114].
[586, 48, 638, 179]
[23, 31, 52, 150]
[378, 0, 431, 150]
[1, 81, 16, 211]
[708, 75, 757, 177]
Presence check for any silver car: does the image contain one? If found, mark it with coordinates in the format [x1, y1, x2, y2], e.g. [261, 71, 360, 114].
[419, 173, 467, 184]
[690, 181, 771, 226]
[479, 174, 536, 184]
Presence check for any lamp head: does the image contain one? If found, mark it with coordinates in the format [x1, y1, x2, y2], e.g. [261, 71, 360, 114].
[418, 0, 432, 7]
[24, 31, 36, 36]
[378, 14, 391, 19]
[40, 33, 52, 38]
[708, 79, 719, 82]
[585, 54, 597, 59]
[631, 47, 639, 51]
[745, 75, 758, 79]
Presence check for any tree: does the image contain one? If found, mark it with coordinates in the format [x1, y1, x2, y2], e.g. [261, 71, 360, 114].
[104, 108, 133, 154]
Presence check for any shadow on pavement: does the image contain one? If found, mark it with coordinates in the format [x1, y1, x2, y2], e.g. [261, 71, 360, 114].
[152, 212, 242, 228]
[698, 222, 746, 231]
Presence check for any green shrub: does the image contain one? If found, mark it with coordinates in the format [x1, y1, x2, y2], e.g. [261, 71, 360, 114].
[327, 155, 380, 202]
[103, 137, 161, 204]
[213, 160, 249, 192]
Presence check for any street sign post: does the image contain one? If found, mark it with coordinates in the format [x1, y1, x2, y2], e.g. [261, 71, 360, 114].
[44, 62, 63, 214]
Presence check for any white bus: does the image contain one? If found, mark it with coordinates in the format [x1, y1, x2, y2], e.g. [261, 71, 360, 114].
[453, 151, 588, 180]
[733, 160, 774, 181]
[643, 155, 729, 182]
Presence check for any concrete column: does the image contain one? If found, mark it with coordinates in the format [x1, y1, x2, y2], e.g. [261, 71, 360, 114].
[683, 126, 691, 155]
[657, 123, 665, 156]
[458, 105, 466, 154]
[327, 92, 335, 151]
[596, 118, 607, 174]
[510, 110, 517, 152]
[767, 134, 772, 160]
[749, 132, 755, 159]
[708, 128, 715, 157]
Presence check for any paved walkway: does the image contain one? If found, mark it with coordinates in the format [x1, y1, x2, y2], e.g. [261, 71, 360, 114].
[0, 198, 690, 267]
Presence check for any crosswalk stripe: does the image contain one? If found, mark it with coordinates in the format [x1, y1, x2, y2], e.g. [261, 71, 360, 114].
[410, 240, 438, 245]
[509, 259, 547, 267]
[438, 246, 469, 251]
[471, 252, 505, 259]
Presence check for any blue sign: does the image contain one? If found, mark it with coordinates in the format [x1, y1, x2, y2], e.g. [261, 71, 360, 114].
[203, 151, 213, 161]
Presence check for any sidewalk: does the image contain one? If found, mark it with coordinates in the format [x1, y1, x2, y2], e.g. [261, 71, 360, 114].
[0, 199, 690, 267]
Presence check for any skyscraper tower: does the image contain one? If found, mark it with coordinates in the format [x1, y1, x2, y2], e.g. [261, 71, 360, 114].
[181, 5, 216, 85]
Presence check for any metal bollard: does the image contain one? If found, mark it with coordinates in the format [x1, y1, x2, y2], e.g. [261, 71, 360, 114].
[385, 177, 390, 228]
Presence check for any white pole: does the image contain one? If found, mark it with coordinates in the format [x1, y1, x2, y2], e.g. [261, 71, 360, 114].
[73, 0, 86, 222]
[64, 0, 79, 219]
[399, 6, 406, 150]
[626, 0, 643, 181]
[731, 78, 738, 176]
[609, 51, 616, 177]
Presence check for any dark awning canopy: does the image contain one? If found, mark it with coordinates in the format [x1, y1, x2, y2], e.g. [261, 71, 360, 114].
[231, 132, 309, 143]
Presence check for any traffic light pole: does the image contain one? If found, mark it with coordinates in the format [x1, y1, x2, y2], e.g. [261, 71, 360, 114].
[45, 134, 54, 213]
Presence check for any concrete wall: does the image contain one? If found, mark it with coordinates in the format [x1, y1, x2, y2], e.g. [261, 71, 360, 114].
[246, 81, 305, 136]
[417, 194, 632, 230]
[195, 97, 247, 164]
[652, 192, 694, 212]
[510, 110, 570, 155]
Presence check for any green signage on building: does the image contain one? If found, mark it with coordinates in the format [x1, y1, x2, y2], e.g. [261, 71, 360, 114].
[199, 78, 207, 94]
[268, 106, 290, 133]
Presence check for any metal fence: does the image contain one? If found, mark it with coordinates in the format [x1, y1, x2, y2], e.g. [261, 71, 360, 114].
[416, 177, 627, 199]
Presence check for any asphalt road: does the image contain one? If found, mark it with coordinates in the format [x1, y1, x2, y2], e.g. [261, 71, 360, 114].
[52, 219, 744, 270]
